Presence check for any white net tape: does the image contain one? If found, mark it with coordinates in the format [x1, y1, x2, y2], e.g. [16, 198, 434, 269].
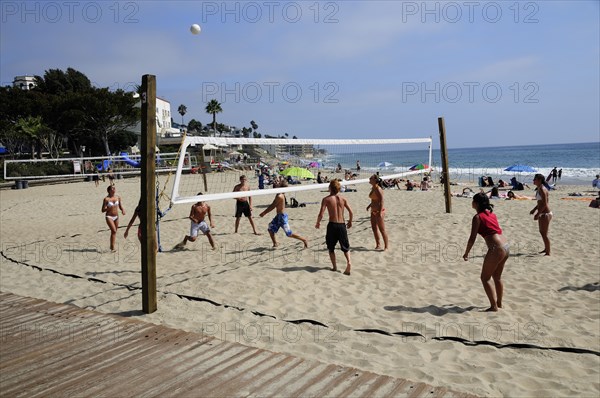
[171, 136, 433, 204]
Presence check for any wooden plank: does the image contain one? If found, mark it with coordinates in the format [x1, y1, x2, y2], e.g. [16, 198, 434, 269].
[337, 370, 379, 397]
[193, 350, 284, 396]
[2, 324, 159, 396]
[300, 366, 359, 397]
[49, 329, 193, 397]
[0, 293, 480, 398]
[355, 374, 395, 397]
[140, 341, 248, 396]
[166, 346, 263, 396]
[246, 356, 305, 396]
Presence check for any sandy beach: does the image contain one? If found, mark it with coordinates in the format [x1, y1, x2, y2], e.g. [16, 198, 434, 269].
[1, 174, 599, 397]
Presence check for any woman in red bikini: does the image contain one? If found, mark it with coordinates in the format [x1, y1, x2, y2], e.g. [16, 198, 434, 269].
[366, 174, 388, 251]
[530, 173, 552, 255]
[463, 192, 509, 312]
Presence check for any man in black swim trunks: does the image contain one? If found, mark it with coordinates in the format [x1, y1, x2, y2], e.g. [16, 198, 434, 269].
[315, 179, 354, 275]
[233, 175, 260, 235]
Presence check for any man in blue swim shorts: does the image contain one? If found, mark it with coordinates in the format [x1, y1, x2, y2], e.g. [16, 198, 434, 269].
[259, 180, 308, 248]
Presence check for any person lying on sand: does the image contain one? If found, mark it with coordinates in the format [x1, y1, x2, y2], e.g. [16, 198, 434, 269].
[506, 191, 535, 200]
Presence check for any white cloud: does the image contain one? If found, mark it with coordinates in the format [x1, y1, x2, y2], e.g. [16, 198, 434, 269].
[455, 56, 539, 81]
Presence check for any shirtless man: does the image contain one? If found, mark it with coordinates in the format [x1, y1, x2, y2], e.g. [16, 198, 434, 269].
[315, 179, 354, 275]
[259, 180, 308, 248]
[233, 175, 259, 235]
[175, 193, 216, 249]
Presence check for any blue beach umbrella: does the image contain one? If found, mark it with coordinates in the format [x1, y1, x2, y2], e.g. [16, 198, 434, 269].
[378, 161, 393, 168]
[504, 164, 537, 173]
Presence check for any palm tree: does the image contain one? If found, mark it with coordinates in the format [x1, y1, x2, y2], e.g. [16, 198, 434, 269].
[177, 104, 187, 125]
[205, 99, 223, 137]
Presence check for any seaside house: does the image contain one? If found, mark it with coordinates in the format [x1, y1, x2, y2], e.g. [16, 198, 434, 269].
[12, 75, 37, 90]
[127, 94, 181, 146]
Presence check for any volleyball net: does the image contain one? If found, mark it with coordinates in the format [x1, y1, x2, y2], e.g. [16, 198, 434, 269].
[170, 136, 433, 205]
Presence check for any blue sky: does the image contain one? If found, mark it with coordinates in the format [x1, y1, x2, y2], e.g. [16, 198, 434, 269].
[1, 0, 599, 148]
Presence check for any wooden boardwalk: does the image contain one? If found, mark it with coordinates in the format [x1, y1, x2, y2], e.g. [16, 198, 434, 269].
[0, 292, 477, 397]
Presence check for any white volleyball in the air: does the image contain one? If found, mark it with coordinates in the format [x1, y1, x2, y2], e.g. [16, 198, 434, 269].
[190, 24, 201, 35]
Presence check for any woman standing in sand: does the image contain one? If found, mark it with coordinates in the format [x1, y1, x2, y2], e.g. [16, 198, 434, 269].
[463, 193, 509, 312]
[530, 173, 552, 255]
[102, 185, 125, 252]
[366, 174, 388, 250]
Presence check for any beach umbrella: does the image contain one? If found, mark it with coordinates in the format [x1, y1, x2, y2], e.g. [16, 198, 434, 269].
[308, 161, 322, 168]
[280, 167, 315, 179]
[409, 163, 428, 171]
[504, 164, 537, 173]
[377, 161, 393, 168]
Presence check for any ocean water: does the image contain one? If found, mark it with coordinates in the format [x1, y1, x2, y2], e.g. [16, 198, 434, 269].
[323, 142, 600, 185]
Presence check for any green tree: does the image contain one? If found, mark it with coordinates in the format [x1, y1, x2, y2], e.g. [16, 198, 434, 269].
[14, 116, 52, 159]
[205, 99, 222, 137]
[0, 123, 22, 157]
[0, 86, 47, 157]
[51, 92, 91, 156]
[178, 104, 187, 125]
[0, 68, 140, 158]
[187, 119, 202, 134]
[33, 67, 92, 95]
[83, 88, 139, 155]
[35, 68, 138, 156]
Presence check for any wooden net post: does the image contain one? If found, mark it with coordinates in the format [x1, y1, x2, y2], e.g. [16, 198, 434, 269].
[438, 117, 452, 214]
[140, 75, 157, 314]
[200, 147, 208, 192]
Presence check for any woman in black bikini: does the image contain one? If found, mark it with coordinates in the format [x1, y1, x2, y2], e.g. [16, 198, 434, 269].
[366, 174, 388, 250]
[101, 185, 125, 252]
[531, 173, 552, 255]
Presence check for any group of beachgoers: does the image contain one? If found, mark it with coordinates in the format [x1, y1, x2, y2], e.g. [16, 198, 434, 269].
[101, 172, 553, 310]
[100, 173, 390, 276]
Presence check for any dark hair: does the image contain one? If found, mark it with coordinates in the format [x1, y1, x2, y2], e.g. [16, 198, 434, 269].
[473, 192, 494, 213]
[534, 173, 545, 182]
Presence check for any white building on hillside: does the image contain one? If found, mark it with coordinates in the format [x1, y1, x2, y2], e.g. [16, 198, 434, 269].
[129, 94, 181, 143]
[13, 75, 37, 90]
